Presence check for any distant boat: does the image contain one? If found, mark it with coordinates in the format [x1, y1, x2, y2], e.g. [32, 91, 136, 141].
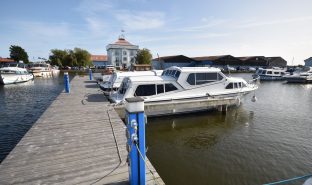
[284, 67, 312, 83]
[99, 70, 163, 95]
[252, 67, 287, 81]
[29, 63, 52, 77]
[0, 63, 34, 85]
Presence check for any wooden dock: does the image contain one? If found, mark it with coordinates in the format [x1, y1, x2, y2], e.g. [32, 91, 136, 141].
[0, 75, 164, 185]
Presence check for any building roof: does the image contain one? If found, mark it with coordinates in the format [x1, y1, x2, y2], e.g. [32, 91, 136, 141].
[154, 55, 197, 63]
[0, 57, 15, 63]
[238, 56, 266, 61]
[113, 38, 133, 46]
[91, 55, 107, 61]
[192, 55, 234, 61]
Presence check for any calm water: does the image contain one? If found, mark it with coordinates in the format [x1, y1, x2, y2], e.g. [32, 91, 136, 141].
[146, 74, 312, 185]
[0, 73, 75, 163]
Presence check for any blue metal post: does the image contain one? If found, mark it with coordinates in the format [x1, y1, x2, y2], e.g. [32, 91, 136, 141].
[138, 111, 146, 185]
[127, 112, 139, 185]
[64, 72, 70, 93]
[125, 97, 146, 185]
[89, 69, 93, 80]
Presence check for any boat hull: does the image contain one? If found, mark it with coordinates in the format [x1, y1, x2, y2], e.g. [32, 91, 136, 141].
[0, 73, 34, 85]
[114, 95, 242, 119]
[258, 75, 285, 81]
[285, 77, 312, 83]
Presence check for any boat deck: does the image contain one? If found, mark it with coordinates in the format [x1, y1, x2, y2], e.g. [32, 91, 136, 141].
[0, 75, 164, 185]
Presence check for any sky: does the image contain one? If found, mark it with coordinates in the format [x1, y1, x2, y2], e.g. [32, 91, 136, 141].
[1, 0, 312, 65]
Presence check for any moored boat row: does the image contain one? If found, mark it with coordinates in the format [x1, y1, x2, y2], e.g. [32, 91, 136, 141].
[98, 66, 259, 117]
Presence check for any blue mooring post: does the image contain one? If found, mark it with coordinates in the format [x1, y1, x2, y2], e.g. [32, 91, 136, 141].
[89, 68, 92, 80]
[126, 97, 146, 185]
[64, 72, 70, 93]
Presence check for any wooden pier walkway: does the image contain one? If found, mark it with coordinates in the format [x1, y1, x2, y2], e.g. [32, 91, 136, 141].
[0, 75, 164, 185]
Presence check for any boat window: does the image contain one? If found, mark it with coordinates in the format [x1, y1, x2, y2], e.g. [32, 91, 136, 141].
[242, 82, 247, 87]
[267, 71, 272, 74]
[174, 71, 181, 78]
[188, 73, 223, 85]
[262, 70, 266, 74]
[238, 82, 242, 88]
[274, 72, 279, 75]
[170, 70, 176, 76]
[187, 73, 196, 85]
[226, 83, 234, 89]
[157, 84, 164, 94]
[135, 84, 156, 97]
[281, 72, 285, 75]
[165, 83, 178, 92]
[234, 83, 238, 89]
[118, 80, 129, 95]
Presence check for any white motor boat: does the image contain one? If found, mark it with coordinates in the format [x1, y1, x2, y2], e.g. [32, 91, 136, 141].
[110, 66, 258, 117]
[99, 70, 163, 95]
[0, 63, 34, 85]
[284, 67, 312, 83]
[29, 63, 52, 77]
[253, 67, 287, 81]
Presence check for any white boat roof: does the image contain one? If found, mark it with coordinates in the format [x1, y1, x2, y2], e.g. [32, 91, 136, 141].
[114, 71, 158, 77]
[127, 75, 175, 82]
[167, 66, 221, 72]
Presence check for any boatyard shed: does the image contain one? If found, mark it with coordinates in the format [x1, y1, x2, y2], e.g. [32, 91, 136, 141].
[152, 55, 198, 70]
[91, 55, 108, 67]
[238, 56, 268, 66]
[304, 57, 312, 67]
[266, 57, 287, 67]
[194, 55, 242, 66]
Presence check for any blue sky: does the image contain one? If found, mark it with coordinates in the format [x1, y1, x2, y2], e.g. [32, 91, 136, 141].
[1, 0, 312, 65]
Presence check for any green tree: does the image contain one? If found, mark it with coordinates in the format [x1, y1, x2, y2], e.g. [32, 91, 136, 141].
[49, 49, 67, 67]
[135, 48, 152, 64]
[9, 45, 29, 63]
[64, 50, 77, 67]
[74, 48, 92, 67]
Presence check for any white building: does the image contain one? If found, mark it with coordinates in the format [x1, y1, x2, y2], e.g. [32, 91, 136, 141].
[106, 35, 139, 69]
[304, 57, 312, 67]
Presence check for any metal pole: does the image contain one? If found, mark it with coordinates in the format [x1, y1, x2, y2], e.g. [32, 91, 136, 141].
[64, 72, 70, 93]
[125, 97, 145, 185]
[89, 69, 93, 80]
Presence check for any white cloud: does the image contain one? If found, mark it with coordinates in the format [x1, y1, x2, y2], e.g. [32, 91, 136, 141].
[238, 16, 312, 28]
[76, 0, 113, 15]
[114, 11, 166, 30]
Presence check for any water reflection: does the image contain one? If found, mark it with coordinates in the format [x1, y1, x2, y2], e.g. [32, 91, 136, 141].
[147, 73, 312, 185]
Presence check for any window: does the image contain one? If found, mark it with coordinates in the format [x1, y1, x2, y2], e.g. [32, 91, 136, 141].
[130, 50, 134, 56]
[123, 57, 127, 62]
[262, 70, 266, 74]
[174, 71, 181, 78]
[157, 84, 164, 94]
[135, 85, 156, 96]
[267, 71, 272, 74]
[115, 51, 120, 55]
[123, 51, 127, 55]
[274, 72, 279, 75]
[226, 83, 234, 89]
[187, 73, 223, 85]
[187, 73, 195, 85]
[234, 83, 238, 88]
[165, 83, 178, 92]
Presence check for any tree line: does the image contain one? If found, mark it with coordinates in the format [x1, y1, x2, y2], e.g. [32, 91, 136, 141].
[7, 45, 152, 67]
[49, 48, 92, 68]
